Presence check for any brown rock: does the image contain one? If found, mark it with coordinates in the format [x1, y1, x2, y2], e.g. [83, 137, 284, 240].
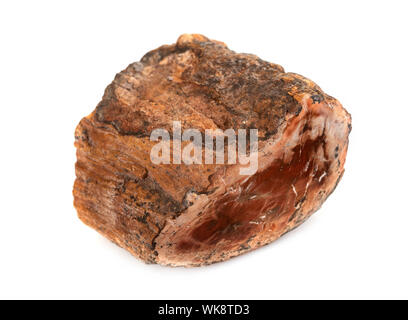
[73, 34, 351, 267]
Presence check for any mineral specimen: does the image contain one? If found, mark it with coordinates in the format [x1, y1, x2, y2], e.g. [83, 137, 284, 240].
[73, 34, 351, 266]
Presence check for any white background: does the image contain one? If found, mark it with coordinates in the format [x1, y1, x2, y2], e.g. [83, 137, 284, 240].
[1, 0, 407, 300]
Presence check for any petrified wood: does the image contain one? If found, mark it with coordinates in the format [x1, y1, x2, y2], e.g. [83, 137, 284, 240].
[73, 34, 351, 267]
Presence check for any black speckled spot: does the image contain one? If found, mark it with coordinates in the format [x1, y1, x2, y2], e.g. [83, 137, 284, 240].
[311, 94, 323, 104]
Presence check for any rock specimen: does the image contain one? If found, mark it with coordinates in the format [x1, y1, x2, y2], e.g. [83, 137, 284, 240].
[73, 34, 351, 267]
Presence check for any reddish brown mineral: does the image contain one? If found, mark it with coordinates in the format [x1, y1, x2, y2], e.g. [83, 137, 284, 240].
[73, 34, 351, 266]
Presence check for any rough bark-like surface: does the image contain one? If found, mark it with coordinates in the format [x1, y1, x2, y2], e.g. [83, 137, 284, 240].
[73, 34, 351, 267]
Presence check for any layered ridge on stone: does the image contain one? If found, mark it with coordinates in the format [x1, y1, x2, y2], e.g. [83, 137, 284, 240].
[73, 34, 351, 266]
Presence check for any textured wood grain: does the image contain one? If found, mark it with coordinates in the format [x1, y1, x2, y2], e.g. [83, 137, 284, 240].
[73, 34, 351, 266]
